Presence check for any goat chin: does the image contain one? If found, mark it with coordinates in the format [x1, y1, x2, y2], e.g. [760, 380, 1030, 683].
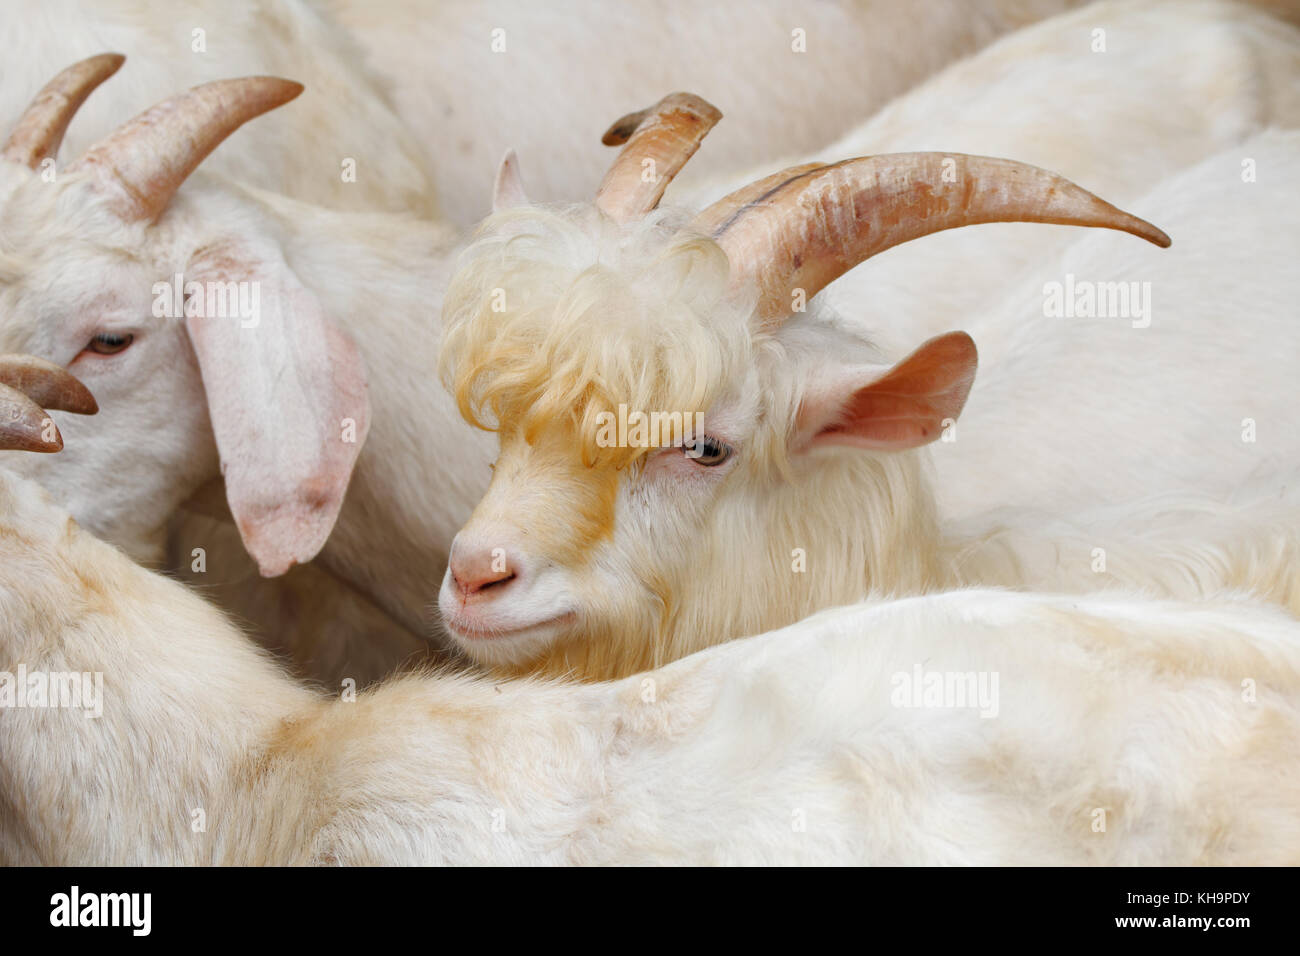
[3, 468, 1300, 865]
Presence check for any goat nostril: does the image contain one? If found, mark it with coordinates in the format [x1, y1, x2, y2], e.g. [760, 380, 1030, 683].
[453, 563, 518, 597]
[479, 571, 516, 592]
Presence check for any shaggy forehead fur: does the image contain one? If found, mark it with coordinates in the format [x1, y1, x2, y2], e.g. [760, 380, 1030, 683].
[440, 204, 758, 469]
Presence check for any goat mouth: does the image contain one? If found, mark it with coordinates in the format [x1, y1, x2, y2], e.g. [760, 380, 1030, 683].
[444, 611, 574, 642]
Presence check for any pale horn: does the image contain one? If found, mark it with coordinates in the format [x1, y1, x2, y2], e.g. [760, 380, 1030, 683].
[596, 92, 722, 223]
[693, 153, 1171, 324]
[1, 53, 126, 168]
[68, 76, 304, 223]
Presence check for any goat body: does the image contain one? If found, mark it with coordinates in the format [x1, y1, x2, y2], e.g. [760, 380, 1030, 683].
[3, 469, 1299, 864]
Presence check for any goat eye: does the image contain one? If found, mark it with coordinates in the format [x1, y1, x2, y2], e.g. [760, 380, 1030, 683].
[86, 332, 134, 355]
[683, 435, 733, 466]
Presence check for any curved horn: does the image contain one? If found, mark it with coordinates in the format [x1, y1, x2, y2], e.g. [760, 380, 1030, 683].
[1, 53, 126, 168]
[596, 92, 722, 223]
[693, 153, 1171, 324]
[0, 383, 62, 452]
[0, 354, 98, 415]
[690, 162, 828, 237]
[68, 76, 304, 223]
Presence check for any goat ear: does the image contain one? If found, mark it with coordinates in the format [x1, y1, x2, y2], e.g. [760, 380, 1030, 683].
[492, 148, 529, 212]
[184, 239, 370, 577]
[797, 332, 977, 452]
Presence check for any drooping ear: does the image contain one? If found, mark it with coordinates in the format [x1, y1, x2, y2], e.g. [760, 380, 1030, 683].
[797, 332, 977, 451]
[184, 238, 370, 577]
[492, 148, 529, 212]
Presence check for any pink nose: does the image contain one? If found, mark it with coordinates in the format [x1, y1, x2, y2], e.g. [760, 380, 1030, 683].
[449, 542, 518, 599]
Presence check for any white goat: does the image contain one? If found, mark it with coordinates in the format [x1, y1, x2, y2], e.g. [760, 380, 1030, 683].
[0, 15, 445, 682]
[0, 62, 447, 683]
[0, 63, 493, 644]
[1, 387, 1298, 864]
[3, 0, 1295, 681]
[435, 102, 1300, 680]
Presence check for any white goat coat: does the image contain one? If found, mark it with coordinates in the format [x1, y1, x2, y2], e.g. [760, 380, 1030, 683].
[0, 0, 1089, 226]
[1, 470, 1298, 865]
[676, 0, 1300, 359]
[322, 0, 1086, 225]
[933, 129, 1300, 521]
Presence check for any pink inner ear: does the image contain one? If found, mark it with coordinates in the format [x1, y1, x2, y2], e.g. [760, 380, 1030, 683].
[812, 332, 978, 451]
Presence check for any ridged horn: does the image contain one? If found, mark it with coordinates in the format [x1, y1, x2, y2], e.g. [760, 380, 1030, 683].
[596, 92, 722, 223]
[67, 76, 304, 223]
[693, 153, 1171, 324]
[0, 354, 99, 415]
[0, 383, 61, 452]
[1, 53, 126, 168]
